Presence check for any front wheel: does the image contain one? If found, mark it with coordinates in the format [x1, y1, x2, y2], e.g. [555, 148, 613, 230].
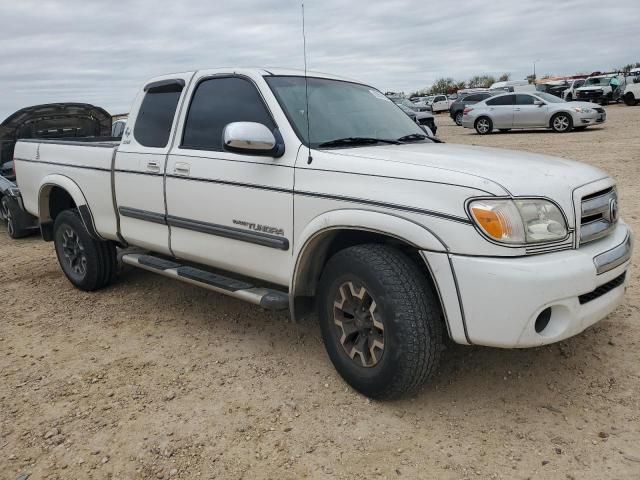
[53, 209, 117, 291]
[551, 113, 573, 133]
[474, 116, 493, 135]
[624, 92, 638, 106]
[317, 244, 444, 399]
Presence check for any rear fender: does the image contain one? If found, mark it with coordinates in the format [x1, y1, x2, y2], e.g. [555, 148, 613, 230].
[38, 174, 101, 240]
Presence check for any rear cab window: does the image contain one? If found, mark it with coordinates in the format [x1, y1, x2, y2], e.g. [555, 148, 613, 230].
[134, 80, 185, 148]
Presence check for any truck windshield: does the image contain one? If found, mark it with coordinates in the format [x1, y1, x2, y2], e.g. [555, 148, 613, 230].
[265, 76, 429, 148]
[584, 77, 612, 86]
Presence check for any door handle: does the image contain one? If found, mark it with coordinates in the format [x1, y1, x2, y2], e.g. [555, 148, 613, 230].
[173, 162, 190, 176]
[146, 161, 160, 172]
[514, 108, 521, 111]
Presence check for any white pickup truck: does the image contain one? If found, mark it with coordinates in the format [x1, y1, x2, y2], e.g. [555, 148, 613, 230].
[15, 68, 633, 399]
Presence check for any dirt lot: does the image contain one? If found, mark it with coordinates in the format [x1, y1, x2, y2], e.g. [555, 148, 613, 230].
[1, 105, 639, 480]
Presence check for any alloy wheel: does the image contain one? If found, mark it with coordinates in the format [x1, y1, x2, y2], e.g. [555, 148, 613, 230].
[455, 112, 463, 126]
[332, 281, 385, 368]
[476, 118, 490, 134]
[61, 227, 87, 277]
[553, 115, 570, 132]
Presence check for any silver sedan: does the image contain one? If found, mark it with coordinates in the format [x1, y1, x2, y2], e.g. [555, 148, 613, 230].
[461, 91, 606, 134]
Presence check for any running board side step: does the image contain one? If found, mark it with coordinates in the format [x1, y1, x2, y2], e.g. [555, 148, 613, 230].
[121, 253, 289, 311]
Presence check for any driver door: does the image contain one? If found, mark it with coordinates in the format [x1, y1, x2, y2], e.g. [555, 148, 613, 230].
[165, 74, 295, 286]
[514, 94, 548, 127]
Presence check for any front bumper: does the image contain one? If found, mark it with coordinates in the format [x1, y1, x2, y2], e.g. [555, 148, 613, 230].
[424, 222, 632, 348]
[572, 109, 606, 126]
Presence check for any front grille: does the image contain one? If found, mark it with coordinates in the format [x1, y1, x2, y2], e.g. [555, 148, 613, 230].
[578, 272, 626, 304]
[579, 187, 618, 245]
[577, 90, 603, 100]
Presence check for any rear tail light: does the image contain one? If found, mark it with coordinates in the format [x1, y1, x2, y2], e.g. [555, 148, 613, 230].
[463, 107, 473, 114]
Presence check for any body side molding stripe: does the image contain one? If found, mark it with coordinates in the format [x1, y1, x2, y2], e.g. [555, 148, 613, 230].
[117, 206, 289, 250]
[118, 206, 167, 225]
[166, 215, 289, 250]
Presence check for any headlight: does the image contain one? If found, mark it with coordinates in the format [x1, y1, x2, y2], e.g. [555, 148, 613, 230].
[469, 198, 568, 244]
[573, 107, 593, 113]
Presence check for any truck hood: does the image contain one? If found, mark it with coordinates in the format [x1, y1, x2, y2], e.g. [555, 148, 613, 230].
[576, 86, 608, 91]
[328, 143, 609, 215]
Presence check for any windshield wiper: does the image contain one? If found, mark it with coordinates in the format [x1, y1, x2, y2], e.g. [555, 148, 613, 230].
[318, 137, 401, 148]
[397, 133, 443, 144]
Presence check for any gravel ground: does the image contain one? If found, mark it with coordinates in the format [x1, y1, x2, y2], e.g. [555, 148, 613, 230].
[1, 105, 639, 480]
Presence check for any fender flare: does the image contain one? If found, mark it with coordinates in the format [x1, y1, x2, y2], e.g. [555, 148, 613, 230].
[38, 174, 102, 240]
[290, 209, 449, 314]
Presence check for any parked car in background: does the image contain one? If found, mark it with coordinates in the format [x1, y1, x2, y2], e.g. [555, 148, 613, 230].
[575, 74, 625, 105]
[623, 79, 640, 106]
[462, 92, 606, 134]
[111, 117, 128, 137]
[14, 67, 631, 399]
[449, 91, 496, 126]
[429, 94, 451, 113]
[0, 103, 112, 238]
[562, 78, 586, 101]
[489, 80, 529, 91]
[396, 103, 437, 135]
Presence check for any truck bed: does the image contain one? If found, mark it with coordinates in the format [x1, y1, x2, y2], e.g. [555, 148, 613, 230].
[14, 138, 120, 241]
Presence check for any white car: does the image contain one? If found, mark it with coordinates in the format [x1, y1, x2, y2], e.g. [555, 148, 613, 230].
[14, 68, 632, 399]
[562, 78, 586, 101]
[575, 74, 626, 105]
[428, 94, 451, 113]
[462, 92, 606, 134]
[623, 80, 640, 106]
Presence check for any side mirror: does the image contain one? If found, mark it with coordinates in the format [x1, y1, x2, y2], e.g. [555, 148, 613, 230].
[223, 122, 284, 157]
[534, 100, 545, 106]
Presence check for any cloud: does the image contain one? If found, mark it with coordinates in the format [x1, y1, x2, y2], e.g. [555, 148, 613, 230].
[0, 0, 638, 118]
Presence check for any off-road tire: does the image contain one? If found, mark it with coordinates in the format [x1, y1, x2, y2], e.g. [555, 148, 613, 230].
[53, 209, 117, 291]
[474, 116, 492, 135]
[551, 112, 573, 133]
[317, 244, 444, 399]
[1, 195, 31, 239]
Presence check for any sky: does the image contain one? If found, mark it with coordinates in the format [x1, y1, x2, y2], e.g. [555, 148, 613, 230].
[0, 0, 638, 119]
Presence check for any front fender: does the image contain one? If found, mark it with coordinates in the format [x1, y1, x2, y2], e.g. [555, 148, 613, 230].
[290, 208, 447, 295]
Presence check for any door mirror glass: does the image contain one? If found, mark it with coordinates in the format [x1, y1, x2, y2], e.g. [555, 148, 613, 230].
[223, 122, 283, 157]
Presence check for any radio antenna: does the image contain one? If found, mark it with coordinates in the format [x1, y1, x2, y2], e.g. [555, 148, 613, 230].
[301, 1, 312, 164]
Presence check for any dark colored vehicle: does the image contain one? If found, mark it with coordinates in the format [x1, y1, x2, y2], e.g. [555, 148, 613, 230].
[449, 92, 494, 126]
[0, 103, 112, 238]
[396, 103, 437, 135]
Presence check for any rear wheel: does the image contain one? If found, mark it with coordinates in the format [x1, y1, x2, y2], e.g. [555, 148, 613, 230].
[53, 209, 117, 291]
[551, 113, 573, 133]
[454, 112, 463, 126]
[474, 116, 492, 135]
[317, 244, 444, 399]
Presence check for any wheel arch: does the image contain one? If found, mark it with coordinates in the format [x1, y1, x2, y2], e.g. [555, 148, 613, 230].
[290, 209, 448, 322]
[37, 174, 101, 241]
